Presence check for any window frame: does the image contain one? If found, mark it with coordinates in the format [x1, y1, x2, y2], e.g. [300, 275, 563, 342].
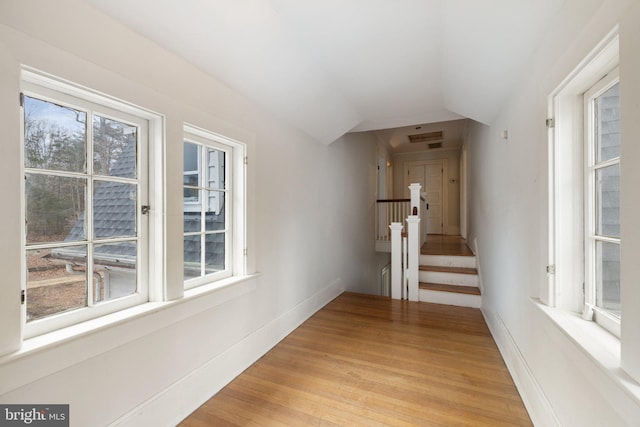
[183, 124, 246, 290]
[546, 29, 620, 336]
[584, 69, 621, 336]
[20, 69, 163, 338]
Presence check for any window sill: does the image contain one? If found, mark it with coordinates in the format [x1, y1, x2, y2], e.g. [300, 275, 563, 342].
[0, 273, 260, 396]
[532, 298, 640, 406]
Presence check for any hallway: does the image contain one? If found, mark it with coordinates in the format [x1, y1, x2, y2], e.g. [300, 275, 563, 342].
[180, 292, 531, 426]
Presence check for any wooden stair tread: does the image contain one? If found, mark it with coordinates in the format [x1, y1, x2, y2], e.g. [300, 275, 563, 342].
[419, 265, 478, 275]
[420, 251, 476, 257]
[420, 282, 481, 296]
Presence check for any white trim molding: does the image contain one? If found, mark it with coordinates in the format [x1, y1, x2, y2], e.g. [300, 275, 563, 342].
[109, 279, 345, 426]
[482, 307, 560, 427]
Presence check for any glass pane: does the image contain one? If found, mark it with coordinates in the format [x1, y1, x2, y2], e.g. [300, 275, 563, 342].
[25, 173, 86, 244]
[94, 242, 137, 303]
[93, 180, 137, 238]
[205, 233, 225, 273]
[183, 173, 199, 187]
[184, 235, 202, 280]
[596, 164, 620, 238]
[184, 142, 199, 173]
[595, 241, 620, 317]
[23, 96, 86, 173]
[596, 82, 620, 163]
[205, 190, 225, 231]
[184, 211, 201, 233]
[93, 115, 137, 178]
[26, 245, 87, 321]
[183, 186, 200, 204]
[206, 147, 225, 190]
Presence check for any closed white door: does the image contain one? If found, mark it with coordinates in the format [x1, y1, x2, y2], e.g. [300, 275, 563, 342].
[407, 162, 443, 234]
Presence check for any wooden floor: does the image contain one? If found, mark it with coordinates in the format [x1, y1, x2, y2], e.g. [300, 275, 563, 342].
[421, 235, 475, 256]
[180, 292, 531, 426]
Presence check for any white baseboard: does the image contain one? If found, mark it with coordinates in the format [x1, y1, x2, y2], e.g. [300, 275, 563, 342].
[481, 307, 560, 427]
[110, 279, 345, 427]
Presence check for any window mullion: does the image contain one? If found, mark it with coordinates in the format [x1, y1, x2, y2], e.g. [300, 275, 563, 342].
[86, 111, 95, 308]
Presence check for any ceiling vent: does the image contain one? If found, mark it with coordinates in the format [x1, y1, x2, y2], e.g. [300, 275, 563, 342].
[408, 131, 443, 144]
[427, 142, 443, 150]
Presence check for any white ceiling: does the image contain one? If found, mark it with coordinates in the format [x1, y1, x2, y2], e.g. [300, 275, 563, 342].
[85, 0, 564, 144]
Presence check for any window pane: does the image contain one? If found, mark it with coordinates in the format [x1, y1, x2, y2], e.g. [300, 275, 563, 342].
[93, 116, 138, 178]
[93, 115, 137, 178]
[205, 233, 225, 273]
[184, 235, 202, 280]
[206, 148, 225, 190]
[25, 173, 86, 244]
[183, 186, 200, 204]
[596, 164, 620, 238]
[205, 190, 225, 230]
[94, 242, 137, 303]
[184, 212, 201, 233]
[596, 82, 620, 163]
[26, 245, 87, 321]
[184, 142, 199, 173]
[24, 96, 86, 173]
[183, 173, 199, 187]
[595, 241, 620, 317]
[93, 180, 137, 239]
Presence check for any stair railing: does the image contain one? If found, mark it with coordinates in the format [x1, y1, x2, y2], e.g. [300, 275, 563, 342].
[390, 183, 423, 301]
[375, 198, 410, 242]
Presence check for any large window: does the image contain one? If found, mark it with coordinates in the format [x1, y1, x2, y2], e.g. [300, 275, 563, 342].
[21, 72, 153, 337]
[183, 126, 245, 289]
[584, 72, 621, 334]
[547, 31, 620, 337]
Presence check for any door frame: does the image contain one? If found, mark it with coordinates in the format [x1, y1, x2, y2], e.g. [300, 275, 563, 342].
[404, 159, 448, 235]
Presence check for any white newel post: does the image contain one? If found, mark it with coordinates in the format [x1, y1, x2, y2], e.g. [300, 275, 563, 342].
[389, 222, 404, 300]
[406, 215, 420, 301]
[409, 183, 422, 216]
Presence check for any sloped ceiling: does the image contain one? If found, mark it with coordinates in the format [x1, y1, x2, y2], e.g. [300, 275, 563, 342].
[85, 0, 564, 144]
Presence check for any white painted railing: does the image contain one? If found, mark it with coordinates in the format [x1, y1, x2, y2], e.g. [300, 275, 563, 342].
[389, 183, 424, 301]
[375, 198, 410, 241]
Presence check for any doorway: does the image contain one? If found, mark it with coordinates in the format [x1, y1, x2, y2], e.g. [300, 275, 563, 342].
[405, 160, 446, 235]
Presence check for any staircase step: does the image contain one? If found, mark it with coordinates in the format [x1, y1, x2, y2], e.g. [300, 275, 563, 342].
[419, 287, 481, 308]
[420, 254, 476, 269]
[419, 265, 478, 275]
[420, 282, 480, 296]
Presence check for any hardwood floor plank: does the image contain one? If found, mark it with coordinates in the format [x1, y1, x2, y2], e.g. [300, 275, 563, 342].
[179, 292, 531, 426]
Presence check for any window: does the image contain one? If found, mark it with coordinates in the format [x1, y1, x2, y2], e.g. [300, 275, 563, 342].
[584, 72, 621, 335]
[547, 30, 620, 337]
[21, 70, 158, 337]
[183, 125, 246, 289]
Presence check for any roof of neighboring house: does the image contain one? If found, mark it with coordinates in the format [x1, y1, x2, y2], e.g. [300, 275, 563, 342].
[59, 137, 225, 271]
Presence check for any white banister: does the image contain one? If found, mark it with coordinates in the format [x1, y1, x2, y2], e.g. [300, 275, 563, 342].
[375, 199, 410, 242]
[389, 222, 403, 299]
[406, 215, 420, 301]
[409, 183, 422, 215]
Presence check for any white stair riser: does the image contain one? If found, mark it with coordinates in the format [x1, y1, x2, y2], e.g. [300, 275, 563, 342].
[419, 271, 479, 287]
[420, 254, 476, 269]
[419, 289, 481, 308]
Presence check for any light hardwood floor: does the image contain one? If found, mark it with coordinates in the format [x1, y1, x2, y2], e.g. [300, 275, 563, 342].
[421, 235, 475, 256]
[180, 292, 531, 426]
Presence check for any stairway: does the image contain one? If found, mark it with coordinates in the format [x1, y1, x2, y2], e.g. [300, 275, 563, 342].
[418, 239, 481, 308]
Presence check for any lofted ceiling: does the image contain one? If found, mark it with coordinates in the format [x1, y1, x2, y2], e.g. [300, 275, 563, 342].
[84, 0, 564, 145]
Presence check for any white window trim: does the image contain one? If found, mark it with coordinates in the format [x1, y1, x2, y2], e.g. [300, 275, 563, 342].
[20, 68, 165, 338]
[546, 28, 619, 314]
[183, 124, 246, 290]
[583, 69, 621, 337]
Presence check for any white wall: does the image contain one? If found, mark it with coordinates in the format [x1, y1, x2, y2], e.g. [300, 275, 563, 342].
[0, 1, 381, 425]
[466, 0, 640, 425]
